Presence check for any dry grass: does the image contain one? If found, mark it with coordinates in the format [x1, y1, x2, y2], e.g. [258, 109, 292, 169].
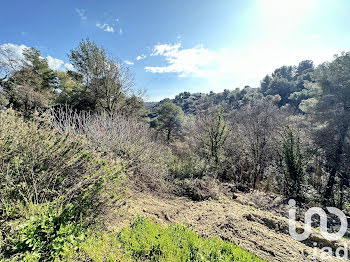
[107, 191, 347, 262]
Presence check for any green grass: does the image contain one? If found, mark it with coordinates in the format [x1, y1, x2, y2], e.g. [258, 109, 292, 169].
[73, 217, 266, 262]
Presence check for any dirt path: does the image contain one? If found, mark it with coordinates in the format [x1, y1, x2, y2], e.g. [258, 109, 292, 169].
[107, 192, 346, 262]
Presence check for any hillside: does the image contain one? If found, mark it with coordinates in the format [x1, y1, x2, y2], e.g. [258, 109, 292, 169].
[2, 39, 350, 261]
[106, 190, 347, 262]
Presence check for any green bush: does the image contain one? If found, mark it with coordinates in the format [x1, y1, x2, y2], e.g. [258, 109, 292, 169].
[1, 205, 84, 261]
[169, 153, 207, 179]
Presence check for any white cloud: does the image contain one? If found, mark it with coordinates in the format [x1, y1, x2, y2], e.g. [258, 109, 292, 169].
[75, 8, 87, 21]
[136, 54, 147, 61]
[96, 23, 115, 33]
[0, 43, 27, 61]
[144, 42, 341, 91]
[119, 28, 123, 35]
[46, 56, 64, 70]
[105, 25, 115, 33]
[0, 43, 73, 72]
[150, 43, 181, 56]
[124, 60, 134, 65]
[145, 43, 213, 77]
[64, 63, 74, 71]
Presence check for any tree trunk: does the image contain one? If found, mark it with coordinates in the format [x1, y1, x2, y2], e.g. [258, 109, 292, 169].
[167, 129, 171, 143]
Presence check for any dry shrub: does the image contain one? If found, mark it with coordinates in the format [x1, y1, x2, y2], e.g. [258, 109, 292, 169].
[173, 177, 220, 201]
[48, 107, 173, 193]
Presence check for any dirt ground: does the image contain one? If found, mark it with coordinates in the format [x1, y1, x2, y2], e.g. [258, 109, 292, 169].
[106, 191, 348, 262]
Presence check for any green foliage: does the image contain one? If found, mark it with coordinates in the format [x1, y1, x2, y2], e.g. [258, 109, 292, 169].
[61, 217, 265, 261]
[282, 127, 304, 201]
[201, 112, 228, 167]
[67, 230, 128, 262]
[1, 40, 142, 116]
[157, 102, 184, 142]
[1, 206, 84, 261]
[116, 217, 265, 261]
[260, 60, 315, 108]
[169, 153, 207, 179]
[0, 92, 8, 107]
[55, 70, 85, 109]
[22, 47, 58, 90]
[68, 39, 136, 113]
[3, 47, 58, 115]
[311, 51, 350, 206]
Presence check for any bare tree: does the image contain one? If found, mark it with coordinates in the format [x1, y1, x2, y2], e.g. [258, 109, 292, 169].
[0, 45, 23, 86]
[235, 100, 285, 189]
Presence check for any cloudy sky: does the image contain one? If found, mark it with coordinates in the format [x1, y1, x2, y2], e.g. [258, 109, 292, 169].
[1, 0, 350, 101]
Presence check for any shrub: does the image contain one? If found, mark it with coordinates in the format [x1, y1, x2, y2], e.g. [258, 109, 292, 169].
[173, 177, 220, 201]
[169, 153, 207, 179]
[1, 205, 84, 261]
[0, 110, 126, 261]
[49, 107, 172, 192]
[0, 110, 125, 220]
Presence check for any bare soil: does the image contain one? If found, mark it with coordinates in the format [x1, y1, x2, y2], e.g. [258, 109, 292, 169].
[106, 191, 348, 262]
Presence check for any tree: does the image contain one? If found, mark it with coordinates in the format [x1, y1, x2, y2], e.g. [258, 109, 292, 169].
[0, 45, 23, 85]
[266, 77, 296, 106]
[272, 65, 295, 81]
[296, 60, 314, 77]
[3, 47, 57, 115]
[69, 39, 135, 113]
[282, 126, 304, 201]
[260, 75, 272, 94]
[236, 100, 283, 189]
[157, 102, 184, 142]
[120, 94, 145, 117]
[261, 62, 315, 109]
[22, 47, 58, 90]
[200, 111, 228, 166]
[311, 52, 350, 206]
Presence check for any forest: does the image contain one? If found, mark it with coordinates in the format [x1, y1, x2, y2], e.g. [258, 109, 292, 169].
[1, 39, 350, 261]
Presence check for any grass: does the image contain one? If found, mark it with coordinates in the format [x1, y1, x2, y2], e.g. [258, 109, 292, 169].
[71, 217, 266, 262]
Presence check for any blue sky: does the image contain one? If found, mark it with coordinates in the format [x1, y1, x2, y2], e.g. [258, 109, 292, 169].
[1, 0, 350, 101]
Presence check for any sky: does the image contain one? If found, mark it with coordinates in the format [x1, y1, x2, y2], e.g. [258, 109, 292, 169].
[0, 0, 350, 101]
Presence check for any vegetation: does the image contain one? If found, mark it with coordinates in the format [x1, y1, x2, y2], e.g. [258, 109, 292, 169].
[282, 126, 304, 201]
[1, 38, 350, 260]
[157, 102, 184, 142]
[0, 110, 125, 261]
[70, 217, 265, 262]
[147, 51, 350, 209]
